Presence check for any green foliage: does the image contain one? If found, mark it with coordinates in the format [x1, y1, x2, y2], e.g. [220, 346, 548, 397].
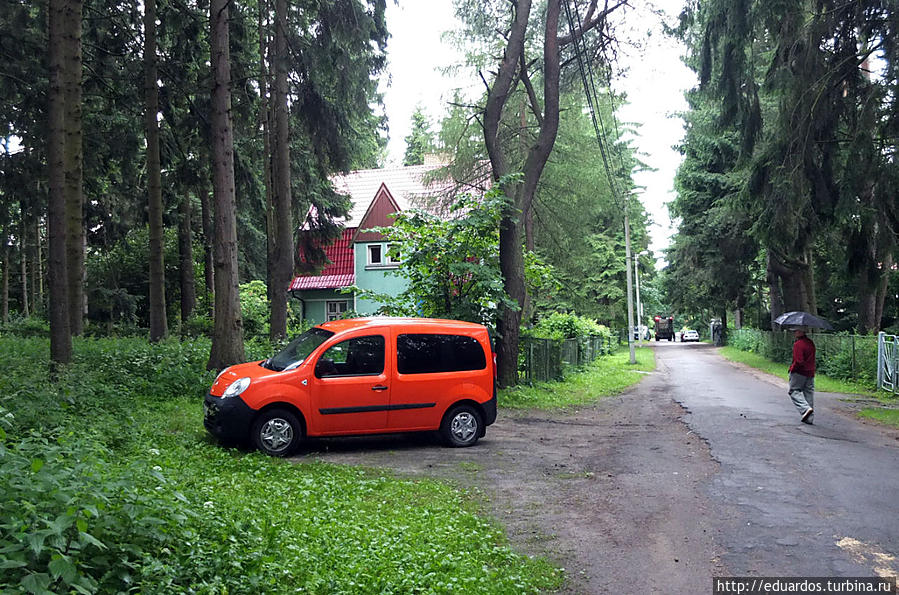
[0, 315, 50, 338]
[501, 346, 655, 409]
[526, 312, 607, 341]
[722, 328, 879, 392]
[530, 92, 648, 326]
[0, 335, 561, 593]
[402, 105, 436, 166]
[238, 280, 305, 342]
[673, 0, 899, 330]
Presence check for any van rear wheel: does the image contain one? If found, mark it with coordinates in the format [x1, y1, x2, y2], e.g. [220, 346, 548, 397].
[441, 404, 482, 447]
[252, 408, 303, 457]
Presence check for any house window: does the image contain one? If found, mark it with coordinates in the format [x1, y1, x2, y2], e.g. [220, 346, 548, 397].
[366, 243, 400, 268]
[367, 244, 383, 266]
[386, 244, 401, 265]
[326, 300, 349, 321]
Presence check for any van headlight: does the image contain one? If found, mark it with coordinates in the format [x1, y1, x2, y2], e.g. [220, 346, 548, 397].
[222, 377, 251, 398]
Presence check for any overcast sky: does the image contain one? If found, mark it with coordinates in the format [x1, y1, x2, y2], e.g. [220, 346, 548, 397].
[379, 0, 697, 264]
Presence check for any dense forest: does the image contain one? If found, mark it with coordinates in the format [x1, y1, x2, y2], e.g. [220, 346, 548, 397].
[0, 0, 648, 383]
[665, 0, 899, 334]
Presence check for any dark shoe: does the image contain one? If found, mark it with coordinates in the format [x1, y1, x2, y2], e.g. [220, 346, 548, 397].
[801, 408, 814, 423]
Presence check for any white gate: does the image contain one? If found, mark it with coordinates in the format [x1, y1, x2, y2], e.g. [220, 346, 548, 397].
[877, 332, 898, 393]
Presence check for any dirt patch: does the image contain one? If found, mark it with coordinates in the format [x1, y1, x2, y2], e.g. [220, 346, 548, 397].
[295, 363, 728, 593]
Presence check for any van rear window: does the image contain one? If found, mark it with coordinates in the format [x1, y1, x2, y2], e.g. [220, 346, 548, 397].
[397, 334, 487, 374]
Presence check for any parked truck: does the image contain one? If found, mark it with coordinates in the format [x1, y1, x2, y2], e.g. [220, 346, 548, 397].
[654, 315, 675, 341]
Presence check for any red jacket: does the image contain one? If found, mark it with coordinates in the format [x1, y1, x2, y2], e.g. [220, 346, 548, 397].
[790, 336, 816, 377]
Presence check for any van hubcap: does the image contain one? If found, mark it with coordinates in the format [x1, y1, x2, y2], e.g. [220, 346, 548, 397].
[451, 412, 477, 442]
[260, 418, 293, 452]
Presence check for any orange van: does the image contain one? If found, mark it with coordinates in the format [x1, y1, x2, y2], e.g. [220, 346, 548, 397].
[204, 317, 497, 456]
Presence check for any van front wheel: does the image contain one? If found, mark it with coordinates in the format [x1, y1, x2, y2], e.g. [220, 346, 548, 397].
[252, 409, 303, 457]
[441, 405, 482, 447]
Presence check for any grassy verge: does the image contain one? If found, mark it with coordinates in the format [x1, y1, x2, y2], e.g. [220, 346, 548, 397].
[858, 408, 899, 428]
[501, 346, 656, 409]
[0, 335, 561, 594]
[718, 345, 899, 429]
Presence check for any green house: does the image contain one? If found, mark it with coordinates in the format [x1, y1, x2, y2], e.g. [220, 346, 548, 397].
[289, 161, 475, 323]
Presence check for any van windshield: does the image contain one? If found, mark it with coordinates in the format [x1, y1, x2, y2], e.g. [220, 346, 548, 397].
[265, 328, 334, 371]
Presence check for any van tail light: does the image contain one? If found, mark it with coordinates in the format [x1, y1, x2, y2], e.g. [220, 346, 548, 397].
[493, 353, 497, 382]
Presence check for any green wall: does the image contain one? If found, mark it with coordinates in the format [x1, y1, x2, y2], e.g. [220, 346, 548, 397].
[354, 242, 408, 314]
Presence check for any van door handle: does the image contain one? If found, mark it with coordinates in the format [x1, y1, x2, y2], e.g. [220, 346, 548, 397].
[371, 385, 388, 391]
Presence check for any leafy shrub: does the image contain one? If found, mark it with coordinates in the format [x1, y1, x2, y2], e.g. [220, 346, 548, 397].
[182, 314, 214, 338]
[527, 312, 607, 341]
[0, 432, 195, 594]
[0, 315, 51, 338]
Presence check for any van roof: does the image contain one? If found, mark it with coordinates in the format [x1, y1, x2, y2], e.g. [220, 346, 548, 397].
[317, 317, 487, 333]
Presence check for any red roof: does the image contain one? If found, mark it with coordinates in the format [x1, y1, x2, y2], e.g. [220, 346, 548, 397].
[290, 228, 355, 291]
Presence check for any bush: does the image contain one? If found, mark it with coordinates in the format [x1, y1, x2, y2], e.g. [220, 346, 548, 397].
[727, 328, 878, 387]
[527, 312, 606, 341]
[0, 315, 50, 338]
[0, 432, 196, 594]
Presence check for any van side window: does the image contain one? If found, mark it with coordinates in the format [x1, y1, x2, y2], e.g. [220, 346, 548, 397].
[397, 334, 487, 374]
[316, 335, 385, 378]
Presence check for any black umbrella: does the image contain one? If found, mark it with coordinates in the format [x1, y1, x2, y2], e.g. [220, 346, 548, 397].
[773, 311, 833, 330]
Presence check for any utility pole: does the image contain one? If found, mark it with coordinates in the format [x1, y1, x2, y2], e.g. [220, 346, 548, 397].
[635, 252, 642, 346]
[624, 206, 635, 365]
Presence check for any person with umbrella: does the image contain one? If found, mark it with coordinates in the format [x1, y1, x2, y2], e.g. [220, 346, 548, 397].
[788, 326, 816, 424]
[774, 311, 832, 425]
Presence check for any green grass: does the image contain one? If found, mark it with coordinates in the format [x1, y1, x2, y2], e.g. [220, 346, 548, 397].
[0, 334, 562, 594]
[500, 346, 655, 409]
[858, 408, 899, 428]
[718, 346, 879, 397]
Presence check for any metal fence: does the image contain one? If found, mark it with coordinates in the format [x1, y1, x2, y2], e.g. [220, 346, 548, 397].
[878, 333, 898, 393]
[727, 328, 879, 387]
[519, 333, 620, 383]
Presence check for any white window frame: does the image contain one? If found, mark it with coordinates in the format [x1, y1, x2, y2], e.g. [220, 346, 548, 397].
[326, 300, 349, 321]
[367, 244, 383, 266]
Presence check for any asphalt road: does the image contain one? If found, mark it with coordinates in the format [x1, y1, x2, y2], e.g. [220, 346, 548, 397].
[305, 341, 899, 593]
[661, 341, 899, 579]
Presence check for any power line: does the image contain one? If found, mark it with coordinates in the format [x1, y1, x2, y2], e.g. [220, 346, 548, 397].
[562, 0, 637, 363]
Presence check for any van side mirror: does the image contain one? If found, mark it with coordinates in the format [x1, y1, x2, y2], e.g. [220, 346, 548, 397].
[315, 358, 336, 378]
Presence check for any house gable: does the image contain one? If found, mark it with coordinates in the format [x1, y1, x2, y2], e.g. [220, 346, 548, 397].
[353, 183, 402, 243]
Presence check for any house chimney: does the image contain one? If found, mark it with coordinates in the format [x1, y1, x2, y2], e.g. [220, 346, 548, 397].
[422, 153, 449, 166]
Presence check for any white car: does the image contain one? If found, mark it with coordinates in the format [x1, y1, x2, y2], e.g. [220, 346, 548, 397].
[682, 330, 700, 342]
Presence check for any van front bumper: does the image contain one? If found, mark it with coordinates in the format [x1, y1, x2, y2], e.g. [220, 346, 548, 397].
[204, 392, 254, 444]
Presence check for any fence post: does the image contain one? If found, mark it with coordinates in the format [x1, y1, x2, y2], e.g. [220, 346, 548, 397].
[877, 332, 884, 390]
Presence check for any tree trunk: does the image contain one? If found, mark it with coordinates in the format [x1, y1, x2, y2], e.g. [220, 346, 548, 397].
[34, 214, 43, 307]
[768, 249, 815, 316]
[178, 192, 196, 325]
[766, 252, 784, 328]
[258, 0, 275, 308]
[63, 0, 84, 336]
[199, 183, 214, 311]
[207, 0, 245, 370]
[19, 206, 28, 317]
[482, 0, 565, 387]
[47, 0, 72, 365]
[269, 0, 291, 342]
[1, 222, 8, 324]
[145, 0, 167, 342]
